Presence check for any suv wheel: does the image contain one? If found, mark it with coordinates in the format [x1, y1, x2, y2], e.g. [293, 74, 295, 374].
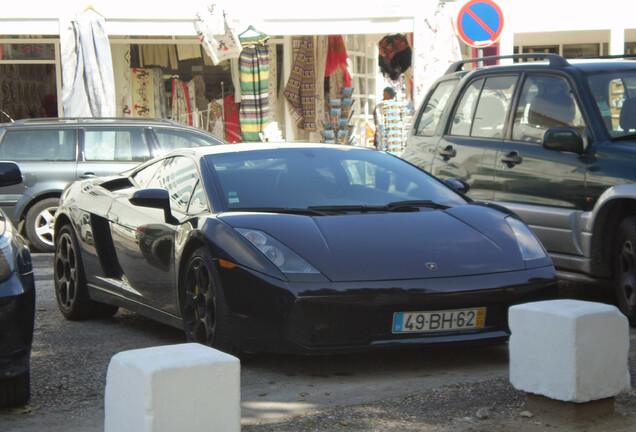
[615, 217, 636, 326]
[24, 197, 59, 253]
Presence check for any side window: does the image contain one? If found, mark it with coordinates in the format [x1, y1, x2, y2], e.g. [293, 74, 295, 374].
[153, 129, 219, 156]
[0, 129, 76, 161]
[132, 160, 164, 188]
[450, 79, 482, 136]
[512, 75, 586, 143]
[414, 80, 458, 136]
[149, 156, 200, 213]
[187, 181, 209, 214]
[84, 128, 150, 161]
[471, 75, 517, 138]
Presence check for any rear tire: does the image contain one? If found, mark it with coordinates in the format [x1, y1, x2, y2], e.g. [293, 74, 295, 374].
[181, 247, 237, 355]
[24, 197, 59, 253]
[614, 217, 636, 326]
[0, 370, 30, 409]
[54, 224, 118, 320]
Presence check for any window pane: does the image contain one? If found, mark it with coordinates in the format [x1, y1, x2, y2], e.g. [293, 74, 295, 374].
[0, 129, 76, 161]
[450, 79, 482, 136]
[84, 128, 150, 161]
[471, 76, 516, 138]
[153, 129, 218, 156]
[512, 75, 585, 143]
[150, 157, 199, 213]
[414, 80, 458, 136]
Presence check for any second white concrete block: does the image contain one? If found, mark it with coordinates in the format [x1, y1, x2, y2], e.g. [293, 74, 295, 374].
[509, 299, 630, 402]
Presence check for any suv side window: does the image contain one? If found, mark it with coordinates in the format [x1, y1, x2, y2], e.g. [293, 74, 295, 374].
[414, 80, 458, 136]
[84, 128, 151, 162]
[450, 76, 516, 138]
[153, 129, 218, 155]
[0, 129, 76, 161]
[512, 75, 586, 143]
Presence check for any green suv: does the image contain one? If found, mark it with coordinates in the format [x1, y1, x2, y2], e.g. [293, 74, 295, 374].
[402, 54, 636, 324]
[0, 118, 223, 252]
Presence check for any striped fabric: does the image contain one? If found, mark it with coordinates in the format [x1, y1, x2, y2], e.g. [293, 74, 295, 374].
[284, 37, 316, 131]
[239, 43, 270, 142]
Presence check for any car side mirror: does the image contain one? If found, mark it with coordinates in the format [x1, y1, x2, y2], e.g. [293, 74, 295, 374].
[543, 127, 584, 154]
[129, 188, 178, 225]
[0, 161, 22, 187]
[445, 178, 470, 194]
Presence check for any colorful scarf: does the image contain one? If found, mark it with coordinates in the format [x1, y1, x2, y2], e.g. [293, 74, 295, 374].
[284, 36, 316, 131]
[238, 43, 270, 142]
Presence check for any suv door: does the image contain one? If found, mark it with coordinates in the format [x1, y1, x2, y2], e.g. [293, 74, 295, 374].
[80, 126, 154, 179]
[495, 74, 589, 257]
[0, 127, 78, 222]
[428, 74, 518, 201]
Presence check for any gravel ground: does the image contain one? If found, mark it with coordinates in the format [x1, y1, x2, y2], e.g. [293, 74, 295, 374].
[243, 357, 636, 432]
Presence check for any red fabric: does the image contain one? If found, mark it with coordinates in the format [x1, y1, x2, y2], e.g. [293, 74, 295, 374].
[325, 35, 352, 87]
[224, 94, 242, 143]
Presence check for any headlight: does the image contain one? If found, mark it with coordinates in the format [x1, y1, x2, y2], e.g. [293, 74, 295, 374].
[237, 228, 320, 274]
[506, 216, 547, 261]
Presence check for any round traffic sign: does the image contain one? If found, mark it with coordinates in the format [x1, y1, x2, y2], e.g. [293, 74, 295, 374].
[456, 0, 504, 48]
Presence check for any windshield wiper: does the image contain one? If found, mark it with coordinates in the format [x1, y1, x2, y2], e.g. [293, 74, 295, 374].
[612, 133, 636, 142]
[385, 200, 449, 211]
[229, 207, 329, 216]
[309, 201, 449, 214]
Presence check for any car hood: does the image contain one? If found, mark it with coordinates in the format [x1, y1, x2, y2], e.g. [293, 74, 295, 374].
[218, 205, 529, 282]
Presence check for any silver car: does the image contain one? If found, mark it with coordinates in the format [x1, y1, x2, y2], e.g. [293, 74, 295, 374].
[0, 117, 223, 252]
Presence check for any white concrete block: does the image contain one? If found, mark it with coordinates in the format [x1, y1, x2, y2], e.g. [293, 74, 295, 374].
[509, 299, 630, 403]
[104, 343, 240, 432]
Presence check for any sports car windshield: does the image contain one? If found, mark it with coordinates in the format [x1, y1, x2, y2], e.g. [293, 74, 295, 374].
[587, 70, 636, 139]
[205, 147, 466, 210]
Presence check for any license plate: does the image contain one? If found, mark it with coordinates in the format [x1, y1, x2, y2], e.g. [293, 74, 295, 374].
[392, 307, 486, 334]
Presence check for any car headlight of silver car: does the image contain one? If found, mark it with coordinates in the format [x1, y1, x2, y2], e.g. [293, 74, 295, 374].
[237, 229, 320, 274]
[505, 216, 547, 261]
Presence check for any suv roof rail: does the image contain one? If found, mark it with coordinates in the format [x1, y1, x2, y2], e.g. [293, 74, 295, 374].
[445, 53, 570, 74]
[10, 117, 183, 125]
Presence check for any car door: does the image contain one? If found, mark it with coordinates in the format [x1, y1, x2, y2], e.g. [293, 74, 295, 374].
[79, 126, 154, 180]
[402, 79, 458, 172]
[428, 74, 519, 201]
[0, 127, 77, 221]
[494, 73, 589, 256]
[108, 156, 200, 314]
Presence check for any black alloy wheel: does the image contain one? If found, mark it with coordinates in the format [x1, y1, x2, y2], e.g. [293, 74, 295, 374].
[615, 217, 636, 326]
[182, 247, 234, 353]
[54, 225, 118, 320]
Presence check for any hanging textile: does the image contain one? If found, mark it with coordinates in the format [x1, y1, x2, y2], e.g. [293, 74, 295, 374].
[111, 44, 133, 117]
[378, 34, 412, 81]
[224, 94, 241, 143]
[413, 0, 462, 108]
[195, 4, 242, 65]
[60, 8, 116, 117]
[139, 45, 179, 70]
[284, 36, 316, 131]
[131, 68, 155, 117]
[325, 35, 351, 88]
[268, 43, 278, 124]
[207, 99, 225, 140]
[171, 78, 192, 125]
[152, 67, 167, 118]
[238, 41, 270, 142]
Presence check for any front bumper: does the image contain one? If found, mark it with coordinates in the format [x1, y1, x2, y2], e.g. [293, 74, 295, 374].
[217, 263, 557, 354]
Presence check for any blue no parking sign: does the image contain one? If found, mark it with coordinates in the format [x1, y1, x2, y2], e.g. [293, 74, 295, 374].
[456, 0, 504, 48]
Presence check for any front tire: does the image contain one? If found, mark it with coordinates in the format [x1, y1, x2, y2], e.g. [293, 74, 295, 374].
[24, 197, 59, 253]
[181, 247, 236, 354]
[54, 225, 118, 320]
[0, 370, 30, 408]
[614, 217, 636, 326]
